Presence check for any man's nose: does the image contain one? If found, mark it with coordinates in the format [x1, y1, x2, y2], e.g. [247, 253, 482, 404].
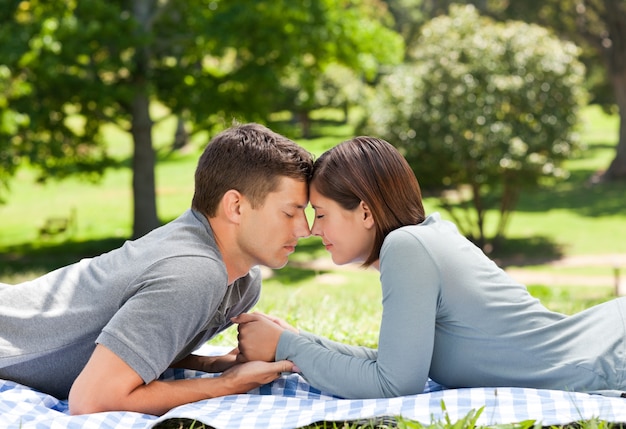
[297, 215, 312, 238]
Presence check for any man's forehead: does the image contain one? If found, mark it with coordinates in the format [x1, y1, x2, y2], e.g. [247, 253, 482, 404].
[268, 177, 308, 206]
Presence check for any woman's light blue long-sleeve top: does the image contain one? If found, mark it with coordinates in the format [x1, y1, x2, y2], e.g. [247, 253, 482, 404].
[276, 213, 626, 399]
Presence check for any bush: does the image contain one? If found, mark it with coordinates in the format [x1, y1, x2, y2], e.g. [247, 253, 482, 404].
[359, 5, 586, 248]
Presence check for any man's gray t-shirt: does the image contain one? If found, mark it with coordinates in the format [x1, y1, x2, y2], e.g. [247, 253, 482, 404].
[0, 209, 261, 398]
[276, 212, 626, 398]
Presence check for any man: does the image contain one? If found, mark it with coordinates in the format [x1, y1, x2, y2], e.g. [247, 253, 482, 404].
[0, 123, 313, 415]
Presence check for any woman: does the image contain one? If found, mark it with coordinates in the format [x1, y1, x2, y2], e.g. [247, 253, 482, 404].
[233, 136, 626, 399]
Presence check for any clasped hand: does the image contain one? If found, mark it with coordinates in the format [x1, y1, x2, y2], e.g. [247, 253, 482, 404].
[232, 312, 298, 363]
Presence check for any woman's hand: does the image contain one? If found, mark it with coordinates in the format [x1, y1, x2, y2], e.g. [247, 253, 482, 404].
[232, 312, 296, 362]
[255, 312, 299, 334]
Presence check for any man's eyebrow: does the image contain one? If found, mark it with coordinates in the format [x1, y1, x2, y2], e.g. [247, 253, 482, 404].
[289, 202, 308, 209]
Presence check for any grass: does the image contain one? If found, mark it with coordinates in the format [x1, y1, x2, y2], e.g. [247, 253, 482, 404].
[212, 264, 383, 348]
[1, 106, 625, 429]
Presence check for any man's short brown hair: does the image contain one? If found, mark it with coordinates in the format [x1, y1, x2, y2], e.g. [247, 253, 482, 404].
[192, 123, 314, 217]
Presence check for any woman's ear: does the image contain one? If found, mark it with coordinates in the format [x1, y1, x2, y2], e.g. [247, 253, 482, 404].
[360, 201, 375, 229]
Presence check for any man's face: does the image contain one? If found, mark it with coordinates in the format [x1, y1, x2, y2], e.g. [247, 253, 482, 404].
[237, 177, 310, 269]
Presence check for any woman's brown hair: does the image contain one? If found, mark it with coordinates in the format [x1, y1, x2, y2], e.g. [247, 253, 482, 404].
[311, 136, 425, 266]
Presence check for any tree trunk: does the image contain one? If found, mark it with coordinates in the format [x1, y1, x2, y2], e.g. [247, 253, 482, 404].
[130, 0, 159, 238]
[171, 116, 189, 151]
[597, 0, 626, 181]
[131, 93, 159, 239]
[470, 182, 487, 250]
[297, 110, 311, 139]
[601, 69, 626, 181]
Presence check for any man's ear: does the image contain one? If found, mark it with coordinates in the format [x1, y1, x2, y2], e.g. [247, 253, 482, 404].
[360, 201, 375, 229]
[222, 189, 244, 223]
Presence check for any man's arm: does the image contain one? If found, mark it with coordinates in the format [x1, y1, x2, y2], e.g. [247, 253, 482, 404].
[171, 347, 239, 373]
[68, 344, 293, 416]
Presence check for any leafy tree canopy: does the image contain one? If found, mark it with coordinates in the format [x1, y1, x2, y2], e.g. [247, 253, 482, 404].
[0, 0, 403, 236]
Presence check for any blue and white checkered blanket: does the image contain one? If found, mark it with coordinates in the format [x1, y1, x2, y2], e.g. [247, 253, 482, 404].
[2, 346, 626, 428]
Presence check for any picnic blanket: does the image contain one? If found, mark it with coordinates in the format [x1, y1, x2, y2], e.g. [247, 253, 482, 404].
[2, 346, 626, 429]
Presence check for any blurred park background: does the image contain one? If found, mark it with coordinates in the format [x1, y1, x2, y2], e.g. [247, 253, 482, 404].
[1, 0, 626, 347]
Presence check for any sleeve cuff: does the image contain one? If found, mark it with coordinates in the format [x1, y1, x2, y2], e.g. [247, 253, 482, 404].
[276, 329, 299, 361]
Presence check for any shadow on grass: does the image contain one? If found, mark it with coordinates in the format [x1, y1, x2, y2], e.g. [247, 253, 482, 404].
[0, 229, 565, 281]
[0, 235, 326, 284]
[152, 418, 215, 429]
[490, 235, 565, 268]
[0, 237, 126, 279]
[291, 237, 327, 259]
[153, 416, 397, 429]
[266, 264, 326, 286]
[515, 169, 626, 217]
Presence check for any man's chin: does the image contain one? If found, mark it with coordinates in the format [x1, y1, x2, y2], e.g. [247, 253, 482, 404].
[265, 259, 289, 270]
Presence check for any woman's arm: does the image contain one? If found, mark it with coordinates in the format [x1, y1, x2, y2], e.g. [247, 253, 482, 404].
[274, 230, 441, 399]
[234, 313, 378, 362]
[297, 330, 378, 360]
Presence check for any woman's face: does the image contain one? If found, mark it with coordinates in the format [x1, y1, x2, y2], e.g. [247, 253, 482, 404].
[309, 185, 376, 266]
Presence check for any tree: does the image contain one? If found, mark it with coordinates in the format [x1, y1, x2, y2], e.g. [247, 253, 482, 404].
[0, 0, 114, 204]
[266, 1, 404, 138]
[359, 5, 586, 249]
[382, 0, 454, 56]
[0, 0, 403, 238]
[475, 0, 626, 182]
[277, 64, 366, 138]
[382, 0, 626, 182]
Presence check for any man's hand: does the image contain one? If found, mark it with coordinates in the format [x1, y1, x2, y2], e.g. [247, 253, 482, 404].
[220, 359, 295, 393]
[232, 312, 294, 363]
[209, 348, 241, 372]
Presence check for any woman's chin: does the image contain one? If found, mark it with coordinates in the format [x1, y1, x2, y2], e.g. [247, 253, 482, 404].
[331, 255, 353, 266]
[330, 255, 344, 265]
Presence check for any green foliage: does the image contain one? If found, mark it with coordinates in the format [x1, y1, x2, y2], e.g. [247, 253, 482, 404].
[260, 0, 404, 137]
[359, 5, 586, 247]
[472, 0, 626, 182]
[477, 0, 621, 109]
[0, 0, 403, 145]
[0, 0, 119, 200]
[0, 0, 403, 237]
